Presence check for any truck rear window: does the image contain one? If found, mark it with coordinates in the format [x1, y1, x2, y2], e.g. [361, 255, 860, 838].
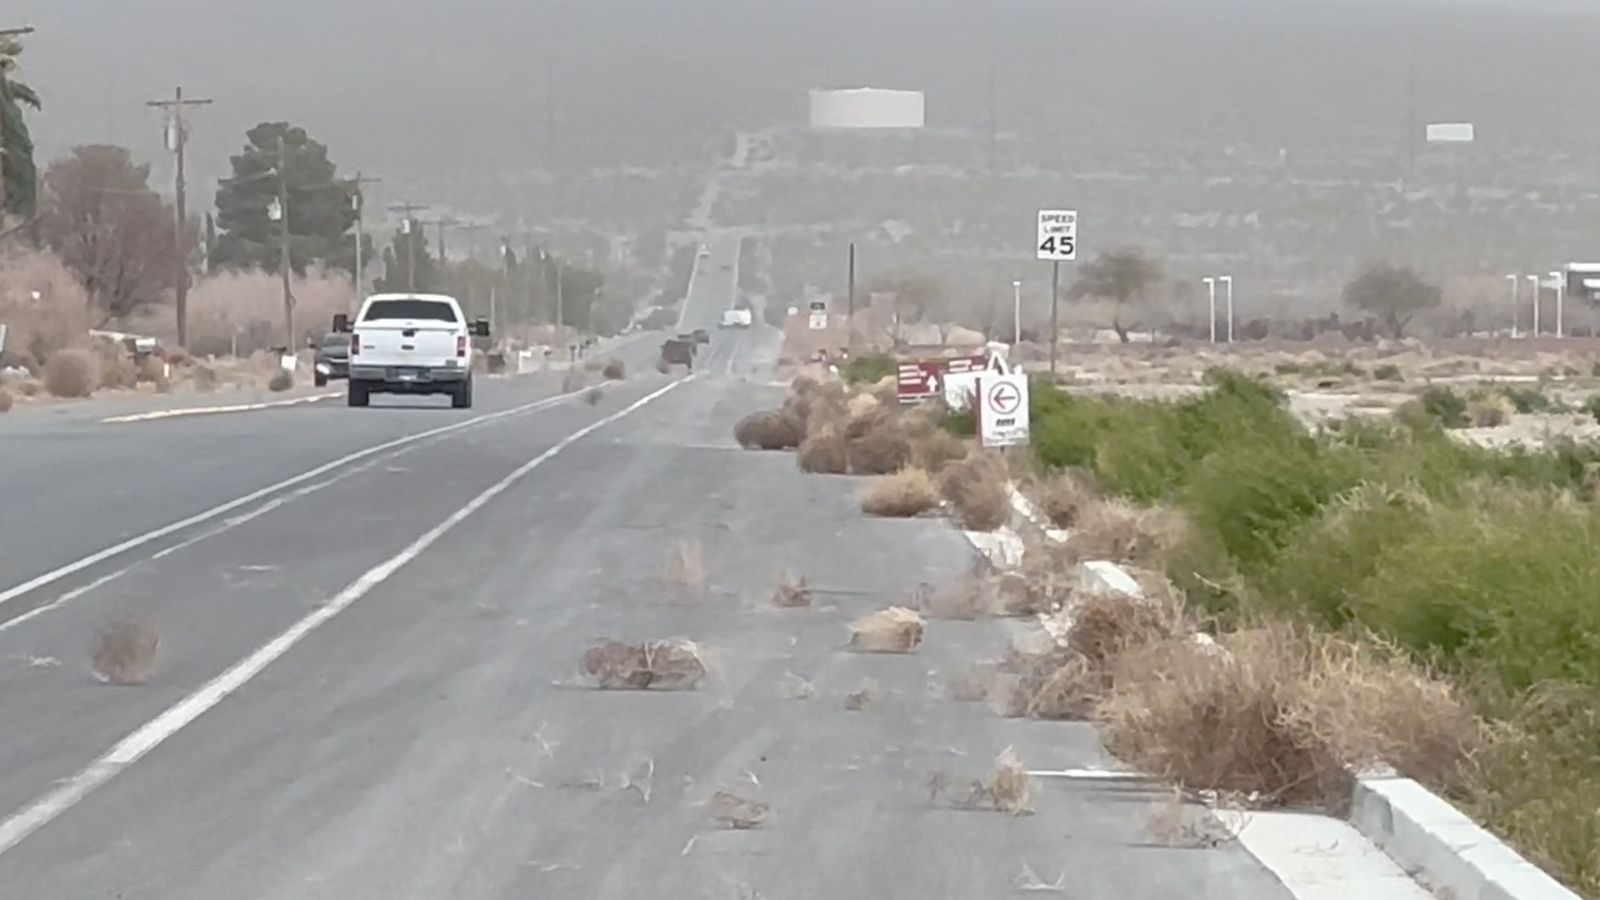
[361, 299, 458, 322]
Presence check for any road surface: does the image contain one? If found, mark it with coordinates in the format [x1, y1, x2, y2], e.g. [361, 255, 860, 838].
[0, 236, 1298, 898]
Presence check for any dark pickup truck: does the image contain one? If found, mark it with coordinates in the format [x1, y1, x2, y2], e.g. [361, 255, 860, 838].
[660, 337, 696, 370]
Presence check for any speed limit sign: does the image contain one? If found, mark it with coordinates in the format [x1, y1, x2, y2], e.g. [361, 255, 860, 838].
[1036, 210, 1077, 262]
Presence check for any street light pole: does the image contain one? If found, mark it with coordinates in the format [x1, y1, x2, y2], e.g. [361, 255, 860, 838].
[1551, 270, 1566, 338]
[347, 171, 381, 297]
[1527, 274, 1541, 337]
[1011, 279, 1022, 345]
[1219, 275, 1234, 343]
[1507, 274, 1520, 338]
[1202, 277, 1216, 344]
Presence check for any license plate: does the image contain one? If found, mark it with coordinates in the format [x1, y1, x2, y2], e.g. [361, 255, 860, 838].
[397, 370, 418, 381]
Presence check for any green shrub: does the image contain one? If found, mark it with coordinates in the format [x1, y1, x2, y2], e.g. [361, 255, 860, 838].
[1498, 385, 1552, 414]
[841, 352, 895, 385]
[1373, 363, 1403, 382]
[1415, 386, 1469, 429]
[1586, 393, 1600, 425]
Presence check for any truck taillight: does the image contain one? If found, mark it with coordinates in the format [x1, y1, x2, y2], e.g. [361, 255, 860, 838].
[350, 333, 360, 356]
[456, 334, 467, 357]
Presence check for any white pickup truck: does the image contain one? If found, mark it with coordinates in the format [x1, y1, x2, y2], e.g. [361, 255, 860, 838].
[719, 308, 752, 329]
[346, 293, 489, 408]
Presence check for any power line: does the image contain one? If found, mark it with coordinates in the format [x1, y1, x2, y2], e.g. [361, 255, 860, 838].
[146, 86, 212, 348]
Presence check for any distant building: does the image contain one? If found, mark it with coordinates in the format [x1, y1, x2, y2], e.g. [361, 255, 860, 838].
[808, 88, 926, 129]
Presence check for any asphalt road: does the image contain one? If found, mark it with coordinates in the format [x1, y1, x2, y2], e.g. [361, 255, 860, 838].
[0, 236, 1297, 898]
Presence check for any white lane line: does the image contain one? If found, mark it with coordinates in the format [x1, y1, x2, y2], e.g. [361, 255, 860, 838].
[0, 384, 602, 613]
[101, 392, 341, 423]
[0, 455, 398, 635]
[0, 377, 689, 857]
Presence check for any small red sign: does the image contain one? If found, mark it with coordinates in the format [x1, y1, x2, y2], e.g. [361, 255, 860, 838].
[896, 361, 942, 403]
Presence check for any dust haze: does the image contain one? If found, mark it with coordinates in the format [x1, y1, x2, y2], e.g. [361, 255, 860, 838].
[15, 0, 1600, 322]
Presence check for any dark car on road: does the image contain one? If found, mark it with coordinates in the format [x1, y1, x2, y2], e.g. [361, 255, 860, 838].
[312, 332, 351, 386]
[691, 328, 710, 345]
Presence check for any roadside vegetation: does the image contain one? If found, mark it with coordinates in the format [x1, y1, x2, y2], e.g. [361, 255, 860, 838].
[1018, 369, 1600, 896]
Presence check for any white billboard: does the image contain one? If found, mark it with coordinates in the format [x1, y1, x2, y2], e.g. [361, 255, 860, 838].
[1426, 123, 1475, 144]
[809, 88, 925, 129]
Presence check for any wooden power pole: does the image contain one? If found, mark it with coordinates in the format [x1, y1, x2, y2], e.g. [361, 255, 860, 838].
[147, 86, 212, 348]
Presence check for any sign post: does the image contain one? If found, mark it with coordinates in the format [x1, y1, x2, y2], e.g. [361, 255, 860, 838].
[1037, 210, 1077, 377]
[977, 373, 1030, 448]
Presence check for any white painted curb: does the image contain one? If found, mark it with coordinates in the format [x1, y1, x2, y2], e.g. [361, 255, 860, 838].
[1351, 777, 1582, 900]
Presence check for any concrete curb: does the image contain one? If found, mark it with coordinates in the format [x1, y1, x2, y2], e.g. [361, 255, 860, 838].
[1350, 777, 1581, 900]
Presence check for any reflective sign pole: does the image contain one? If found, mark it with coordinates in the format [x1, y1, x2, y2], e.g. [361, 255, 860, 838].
[1049, 260, 1060, 376]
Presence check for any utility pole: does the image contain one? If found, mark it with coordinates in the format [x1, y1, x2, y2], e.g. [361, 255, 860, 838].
[273, 136, 294, 348]
[1049, 260, 1060, 375]
[347, 171, 381, 296]
[146, 86, 212, 348]
[846, 242, 856, 352]
[387, 202, 428, 291]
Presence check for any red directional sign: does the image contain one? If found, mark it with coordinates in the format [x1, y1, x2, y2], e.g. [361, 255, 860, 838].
[896, 361, 942, 404]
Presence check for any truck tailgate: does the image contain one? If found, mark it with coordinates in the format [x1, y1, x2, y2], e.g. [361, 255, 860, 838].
[355, 322, 459, 368]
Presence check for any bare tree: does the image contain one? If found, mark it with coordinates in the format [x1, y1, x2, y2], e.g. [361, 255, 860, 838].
[1342, 264, 1441, 339]
[865, 274, 943, 347]
[1071, 247, 1162, 343]
[36, 144, 183, 326]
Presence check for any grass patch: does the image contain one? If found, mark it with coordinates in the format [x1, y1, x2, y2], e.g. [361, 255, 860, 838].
[841, 352, 896, 385]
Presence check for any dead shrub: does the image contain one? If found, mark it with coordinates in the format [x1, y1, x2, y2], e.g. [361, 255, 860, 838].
[847, 606, 925, 653]
[1031, 470, 1099, 529]
[578, 639, 710, 690]
[797, 427, 848, 474]
[584, 386, 604, 406]
[846, 391, 881, 420]
[771, 568, 812, 608]
[848, 426, 913, 475]
[1068, 591, 1187, 670]
[1029, 657, 1101, 720]
[0, 389, 11, 413]
[91, 621, 161, 686]
[907, 424, 969, 475]
[734, 410, 803, 450]
[189, 364, 218, 392]
[0, 248, 91, 368]
[602, 359, 627, 380]
[709, 790, 770, 829]
[15, 379, 42, 397]
[177, 269, 356, 357]
[929, 748, 1035, 815]
[659, 541, 708, 593]
[1067, 499, 1190, 567]
[790, 373, 819, 397]
[844, 678, 878, 711]
[1095, 624, 1482, 809]
[860, 467, 940, 517]
[940, 452, 1011, 531]
[1145, 788, 1244, 848]
[42, 349, 98, 398]
[780, 671, 816, 699]
[267, 369, 293, 392]
[93, 346, 139, 390]
[801, 386, 850, 438]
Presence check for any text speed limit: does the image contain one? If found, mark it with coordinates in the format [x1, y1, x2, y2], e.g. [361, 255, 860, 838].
[1036, 209, 1078, 262]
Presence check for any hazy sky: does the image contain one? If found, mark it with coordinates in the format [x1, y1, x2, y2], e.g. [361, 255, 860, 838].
[11, 1, 1600, 194]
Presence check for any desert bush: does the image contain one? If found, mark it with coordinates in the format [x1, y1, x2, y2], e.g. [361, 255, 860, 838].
[1498, 385, 1552, 414]
[1372, 363, 1403, 382]
[180, 269, 356, 356]
[91, 621, 162, 686]
[902, 410, 969, 473]
[1415, 386, 1469, 429]
[42, 349, 98, 397]
[841, 352, 895, 385]
[734, 410, 803, 450]
[939, 452, 1010, 531]
[1096, 623, 1481, 809]
[1029, 469, 1099, 528]
[267, 369, 293, 392]
[1465, 392, 1514, 428]
[0, 249, 92, 370]
[1065, 499, 1191, 568]
[797, 427, 848, 474]
[0, 388, 12, 412]
[860, 467, 940, 517]
[847, 607, 924, 652]
[602, 358, 626, 380]
[847, 422, 913, 475]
